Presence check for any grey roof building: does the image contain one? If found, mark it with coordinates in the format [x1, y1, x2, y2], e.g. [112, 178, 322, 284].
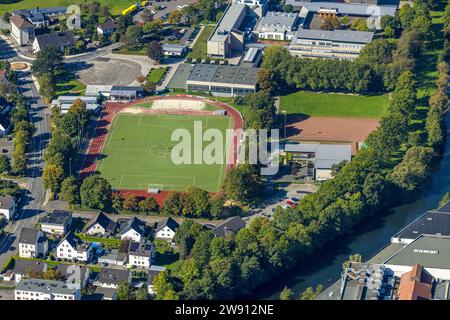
[85, 212, 117, 237]
[0, 195, 16, 220]
[12, 260, 47, 276]
[39, 210, 72, 235]
[391, 204, 450, 245]
[289, 29, 374, 60]
[119, 217, 147, 239]
[212, 217, 246, 237]
[384, 234, 450, 280]
[94, 268, 131, 288]
[155, 217, 180, 234]
[33, 31, 75, 53]
[110, 86, 144, 101]
[256, 11, 299, 41]
[15, 278, 80, 300]
[18, 228, 41, 245]
[162, 43, 188, 57]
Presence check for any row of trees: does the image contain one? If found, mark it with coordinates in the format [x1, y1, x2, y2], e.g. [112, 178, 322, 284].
[152, 0, 446, 300]
[31, 47, 64, 103]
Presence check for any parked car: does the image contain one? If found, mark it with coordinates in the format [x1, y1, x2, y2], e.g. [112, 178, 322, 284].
[290, 197, 300, 203]
[282, 205, 289, 210]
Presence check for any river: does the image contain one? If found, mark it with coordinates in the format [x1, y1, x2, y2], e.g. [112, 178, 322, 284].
[250, 113, 450, 300]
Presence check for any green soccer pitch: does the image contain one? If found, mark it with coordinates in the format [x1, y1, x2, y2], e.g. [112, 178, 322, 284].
[97, 113, 234, 192]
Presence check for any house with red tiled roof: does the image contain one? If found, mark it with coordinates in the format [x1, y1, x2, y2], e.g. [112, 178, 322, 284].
[397, 264, 433, 300]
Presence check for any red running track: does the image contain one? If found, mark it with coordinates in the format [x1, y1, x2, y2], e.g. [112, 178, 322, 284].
[80, 95, 244, 206]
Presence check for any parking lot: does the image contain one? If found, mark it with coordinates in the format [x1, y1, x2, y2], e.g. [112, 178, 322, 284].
[146, 0, 199, 20]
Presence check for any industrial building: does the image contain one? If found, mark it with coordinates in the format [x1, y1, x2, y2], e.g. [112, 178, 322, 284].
[288, 29, 374, 60]
[51, 96, 100, 114]
[256, 11, 299, 41]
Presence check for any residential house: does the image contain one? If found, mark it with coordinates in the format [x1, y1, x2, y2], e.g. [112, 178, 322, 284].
[288, 29, 374, 60]
[147, 265, 166, 296]
[93, 268, 131, 289]
[212, 216, 246, 238]
[18, 228, 48, 259]
[39, 210, 72, 235]
[6, 260, 48, 283]
[119, 217, 147, 242]
[98, 248, 127, 267]
[128, 241, 155, 269]
[15, 278, 80, 300]
[13, 7, 67, 28]
[32, 31, 75, 54]
[56, 232, 93, 262]
[0, 195, 15, 221]
[10, 15, 35, 46]
[84, 212, 117, 237]
[155, 217, 179, 241]
[55, 264, 90, 290]
[397, 264, 433, 300]
[97, 19, 116, 35]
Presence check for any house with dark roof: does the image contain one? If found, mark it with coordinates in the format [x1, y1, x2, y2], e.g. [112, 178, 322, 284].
[56, 232, 93, 262]
[13, 7, 67, 28]
[397, 264, 433, 300]
[0, 116, 11, 138]
[18, 228, 48, 259]
[155, 217, 179, 241]
[8, 260, 48, 283]
[0, 195, 15, 220]
[119, 217, 147, 242]
[10, 14, 35, 46]
[128, 241, 155, 269]
[97, 19, 116, 35]
[32, 31, 75, 54]
[93, 268, 131, 289]
[39, 210, 72, 235]
[85, 212, 117, 237]
[212, 216, 246, 238]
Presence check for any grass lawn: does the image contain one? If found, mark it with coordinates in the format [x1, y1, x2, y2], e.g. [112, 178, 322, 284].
[280, 91, 389, 118]
[188, 25, 216, 60]
[113, 44, 147, 56]
[147, 67, 168, 84]
[0, 0, 138, 16]
[98, 113, 234, 192]
[55, 78, 86, 96]
[76, 234, 121, 248]
[133, 102, 154, 109]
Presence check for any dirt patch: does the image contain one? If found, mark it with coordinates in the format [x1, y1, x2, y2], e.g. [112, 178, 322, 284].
[10, 63, 28, 71]
[287, 116, 380, 154]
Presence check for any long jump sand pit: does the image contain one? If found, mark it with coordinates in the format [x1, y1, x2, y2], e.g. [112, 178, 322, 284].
[287, 116, 380, 154]
[152, 99, 206, 111]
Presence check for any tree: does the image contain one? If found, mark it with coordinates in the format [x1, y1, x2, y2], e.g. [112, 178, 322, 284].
[257, 68, 276, 94]
[31, 47, 63, 78]
[299, 285, 324, 300]
[279, 286, 293, 300]
[125, 25, 143, 44]
[439, 193, 450, 208]
[168, 10, 183, 24]
[60, 176, 80, 205]
[144, 81, 156, 94]
[0, 155, 11, 174]
[123, 195, 139, 211]
[282, 4, 293, 13]
[116, 282, 133, 300]
[321, 16, 341, 31]
[221, 164, 264, 204]
[139, 197, 159, 214]
[2, 12, 11, 23]
[162, 192, 183, 216]
[351, 18, 369, 31]
[80, 175, 112, 210]
[42, 164, 65, 193]
[136, 74, 146, 84]
[399, 4, 416, 29]
[147, 41, 163, 62]
[135, 288, 149, 300]
[112, 193, 124, 212]
[342, 254, 362, 270]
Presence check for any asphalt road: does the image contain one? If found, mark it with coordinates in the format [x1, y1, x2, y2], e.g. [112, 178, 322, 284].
[0, 38, 50, 268]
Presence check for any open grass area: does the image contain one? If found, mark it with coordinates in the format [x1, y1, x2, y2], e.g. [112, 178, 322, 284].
[0, 0, 138, 16]
[76, 234, 121, 248]
[113, 44, 147, 56]
[55, 78, 86, 96]
[280, 91, 390, 118]
[147, 67, 168, 84]
[187, 25, 215, 60]
[98, 113, 234, 192]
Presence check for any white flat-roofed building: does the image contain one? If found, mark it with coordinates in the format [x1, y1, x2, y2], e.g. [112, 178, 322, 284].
[288, 29, 374, 60]
[162, 43, 188, 57]
[85, 85, 113, 98]
[256, 11, 299, 41]
[51, 95, 100, 114]
[39, 210, 72, 235]
[15, 278, 80, 300]
[207, 4, 247, 58]
[128, 241, 155, 269]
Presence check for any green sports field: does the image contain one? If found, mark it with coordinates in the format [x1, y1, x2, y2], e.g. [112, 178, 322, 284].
[280, 91, 389, 118]
[97, 113, 234, 192]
